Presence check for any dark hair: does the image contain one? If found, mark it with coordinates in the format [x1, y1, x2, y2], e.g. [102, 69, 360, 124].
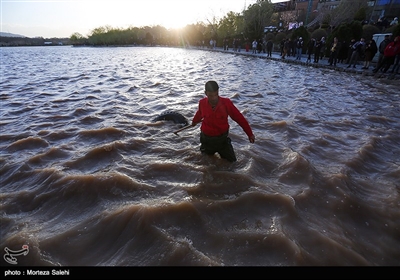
[205, 81, 219, 92]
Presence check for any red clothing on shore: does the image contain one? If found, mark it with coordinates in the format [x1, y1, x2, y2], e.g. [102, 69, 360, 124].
[383, 37, 400, 57]
[192, 96, 253, 138]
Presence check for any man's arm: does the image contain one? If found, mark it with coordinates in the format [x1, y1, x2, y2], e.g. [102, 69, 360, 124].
[225, 99, 255, 143]
[192, 101, 203, 126]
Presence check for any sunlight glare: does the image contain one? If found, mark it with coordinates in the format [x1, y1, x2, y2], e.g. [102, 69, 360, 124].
[125, 0, 204, 29]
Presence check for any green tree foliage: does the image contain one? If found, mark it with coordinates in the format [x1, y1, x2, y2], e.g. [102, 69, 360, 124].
[394, 24, 400, 37]
[311, 28, 328, 41]
[265, 32, 274, 42]
[181, 24, 205, 46]
[145, 32, 153, 45]
[349, 21, 363, 40]
[150, 25, 168, 45]
[385, 23, 400, 37]
[88, 26, 107, 45]
[330, 22, 362, 43]
[354, 7, 366, 22]
[329, 0, 368, 27]
[275, 32, 286, 45]
[292, 26, 309, 42]
[243, 0, 273, 40]
[218, 11, 243, 40]
[69, 32, 87, 45]
[362, 24, 380, 41]
[292, 26, 311, 53]
[329, 23, 352, 48]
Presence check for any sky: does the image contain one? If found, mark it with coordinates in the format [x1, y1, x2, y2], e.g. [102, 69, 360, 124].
[0, 0, 287, 38]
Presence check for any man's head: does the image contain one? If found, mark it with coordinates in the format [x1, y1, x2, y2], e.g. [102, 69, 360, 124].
[205, 81, 219, 106]
[205, 80, 219, 92]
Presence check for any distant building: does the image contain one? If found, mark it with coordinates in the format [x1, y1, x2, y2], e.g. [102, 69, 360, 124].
[369, 0, 400, 23]
[271, 0, 400, 29]
[273, 0, 296, 11]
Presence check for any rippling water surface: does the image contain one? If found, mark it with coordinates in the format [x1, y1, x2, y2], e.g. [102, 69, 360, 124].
[1, 46, 399, 266]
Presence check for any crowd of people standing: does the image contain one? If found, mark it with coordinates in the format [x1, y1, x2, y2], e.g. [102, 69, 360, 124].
[216, 33, 399, 76]
[277, 35, 399, 75]
[280, 36, 326, 63]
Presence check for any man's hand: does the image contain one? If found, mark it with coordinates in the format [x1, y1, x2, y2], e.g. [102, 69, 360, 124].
[249, 135, 255, 143]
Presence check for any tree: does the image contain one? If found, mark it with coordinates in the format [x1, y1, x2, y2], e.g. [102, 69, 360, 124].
[362, 24, 380, 41]
[145, 32, 153, 45]
[88, 26, 107, 45]
[330, 23, 352, 44]
[329, 0, 368, 27]
[181, 24, 205, 46]
[329, 21, 362, 45]
[218, 11, 242, 39]
[349, 21, 363, 40]
[292, 26, 309, 49]
[354, 6, 367, 22]
[311, 28, 328, 41]
[243, 0, 273, 39]
[275, 32, 286, 45]
[385, 22, 400, 37]
[151, 25, 168, 45]
[69, 32, 86, 45]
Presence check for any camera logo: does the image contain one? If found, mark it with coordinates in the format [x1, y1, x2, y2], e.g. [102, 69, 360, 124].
[3, 245, 29, 265]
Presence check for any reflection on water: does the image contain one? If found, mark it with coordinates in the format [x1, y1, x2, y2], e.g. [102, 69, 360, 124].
[0, 46, 399, 266]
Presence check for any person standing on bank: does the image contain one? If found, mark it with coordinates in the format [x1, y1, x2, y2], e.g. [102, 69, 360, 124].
[347, 38, 365, 68]
[328, 37, 341, 66]
[191, 81, 255, 162]
[373, 34, 391, 72]
[373, 36, 400, 73]
[362, 39, 377, 70]
[314, 38, 322, 63]
[296, 37, 304, 60]
[306, 38, 315, 63]
[266, 39, 273, 57]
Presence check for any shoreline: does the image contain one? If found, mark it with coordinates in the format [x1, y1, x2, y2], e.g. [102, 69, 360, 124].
[198, 46, 399, 81]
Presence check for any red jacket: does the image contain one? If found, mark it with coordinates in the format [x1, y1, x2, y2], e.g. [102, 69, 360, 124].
[383, 39, 400, 57]
[192, 96, 253, 137]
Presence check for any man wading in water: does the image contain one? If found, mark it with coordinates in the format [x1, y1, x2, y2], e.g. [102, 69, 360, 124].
[191, 81, 255, 162]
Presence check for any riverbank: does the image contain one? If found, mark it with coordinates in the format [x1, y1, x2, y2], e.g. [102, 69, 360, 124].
[199, 46, 399, 81]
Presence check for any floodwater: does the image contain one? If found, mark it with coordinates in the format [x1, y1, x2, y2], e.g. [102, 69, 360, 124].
[1, 46, 399, 267]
